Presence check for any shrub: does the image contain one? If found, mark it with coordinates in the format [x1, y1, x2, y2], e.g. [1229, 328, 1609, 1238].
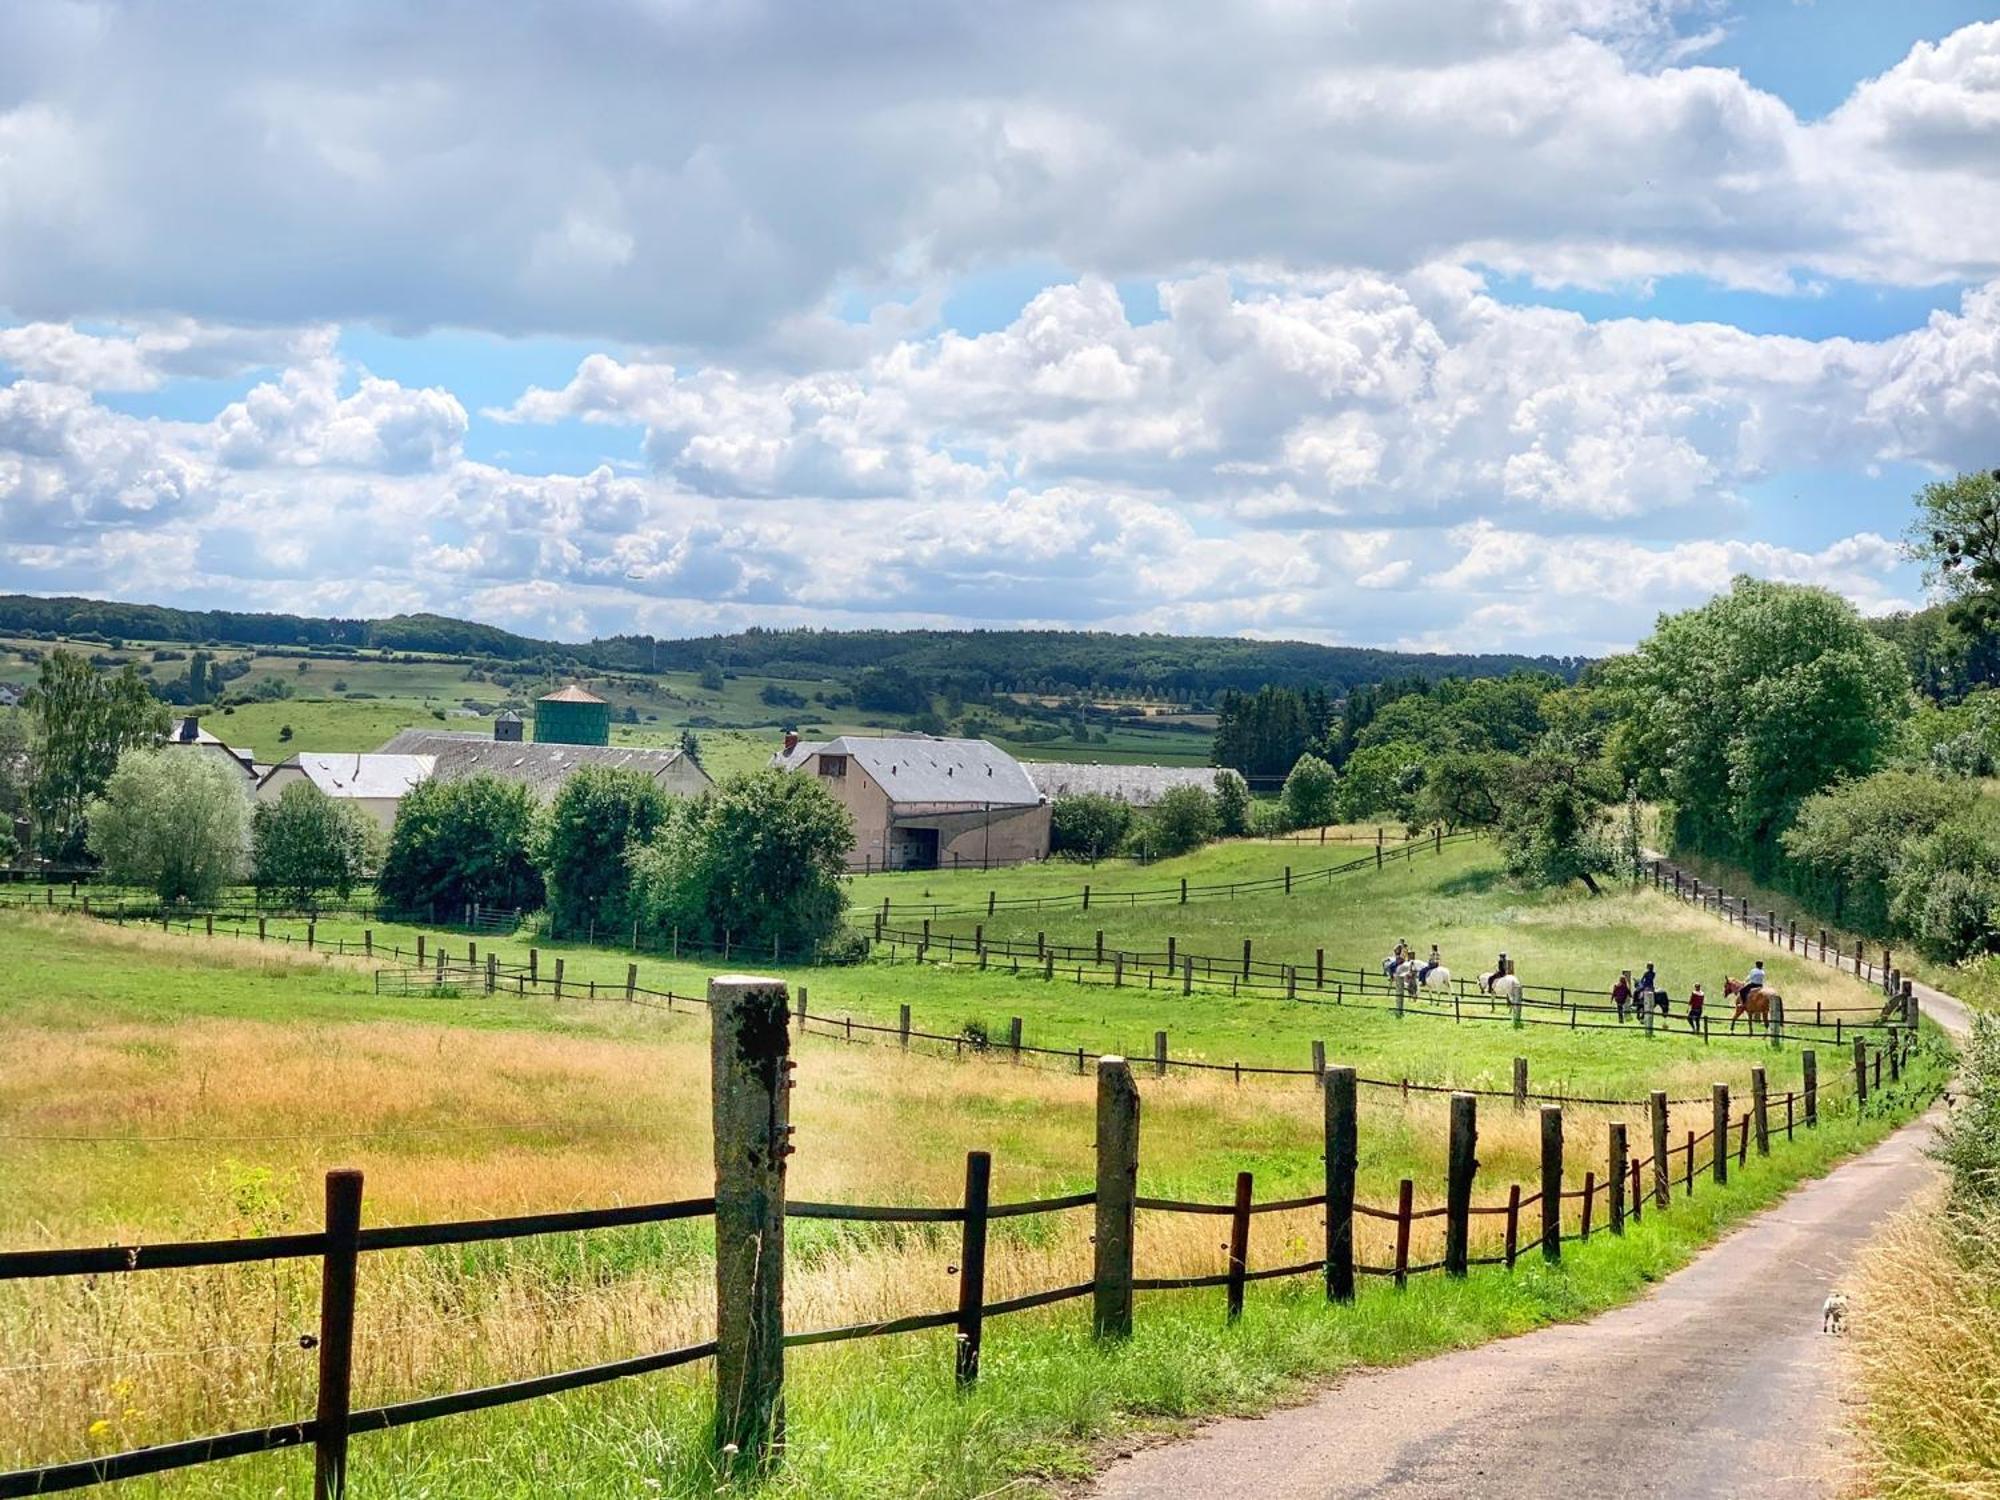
[1279, 754, 1340, 830]
[251, 781, 370, 909]
[539, 765, 672, 936]
[86, 747, 249, 904]
[378, 774, 544, 917]
[1050, 793, 1135, 862]
[1145, 784, 1220, 858]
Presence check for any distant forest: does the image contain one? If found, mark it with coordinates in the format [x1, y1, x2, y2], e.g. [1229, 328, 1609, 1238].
[0, 594, 1585, 702]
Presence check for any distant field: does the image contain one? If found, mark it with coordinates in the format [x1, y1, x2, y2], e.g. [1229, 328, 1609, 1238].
[0, 633, 1222, 769]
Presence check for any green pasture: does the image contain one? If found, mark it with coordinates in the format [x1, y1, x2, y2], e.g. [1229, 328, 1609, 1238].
[0, 907, 1944, 1500]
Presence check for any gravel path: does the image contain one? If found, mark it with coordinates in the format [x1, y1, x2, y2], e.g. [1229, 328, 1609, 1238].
[1090, 956, 1970, 1500]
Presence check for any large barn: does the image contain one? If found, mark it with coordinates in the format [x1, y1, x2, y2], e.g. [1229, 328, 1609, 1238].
[773, 734, 1050, 871]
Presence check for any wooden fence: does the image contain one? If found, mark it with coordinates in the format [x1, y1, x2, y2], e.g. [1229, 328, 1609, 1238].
[867, 828, 1478, 920]
[870, 922, 1906, 1048]
[0, 974, 1928, 1497]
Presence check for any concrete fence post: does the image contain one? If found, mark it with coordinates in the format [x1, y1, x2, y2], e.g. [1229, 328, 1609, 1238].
[1325, 1066, 1358, 1302]
[1650, 1091, 1670, 1208]
[1712, 1083, 1730, 1184]
[1608, 1122, 1628, 1234]
[1539, 1106, 1563, 1263]
[1751, 1066, 1770, 1155]
[1445, 1093, 1478, 1277]
[709, 974, 792, 1465]
[1093, 1058, 1140, 1339]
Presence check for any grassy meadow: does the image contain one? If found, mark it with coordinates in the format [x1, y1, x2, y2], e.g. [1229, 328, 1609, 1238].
[0, 907, 1951, 1497]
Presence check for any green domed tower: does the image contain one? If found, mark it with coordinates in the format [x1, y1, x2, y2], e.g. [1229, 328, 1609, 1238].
[534, 684, 611, 746]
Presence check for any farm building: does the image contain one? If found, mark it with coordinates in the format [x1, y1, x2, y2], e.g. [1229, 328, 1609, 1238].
[256, 753, 436, 830]
[534, 685, 611, 746]
[1024, 762, 1232, 807]
[772, 733, 1050, 871]
[375, 728, 713, 801]
[163, 715, 261, 782]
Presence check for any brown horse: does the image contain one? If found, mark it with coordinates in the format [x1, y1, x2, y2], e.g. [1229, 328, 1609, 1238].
[1724, 976, 1777, 1032]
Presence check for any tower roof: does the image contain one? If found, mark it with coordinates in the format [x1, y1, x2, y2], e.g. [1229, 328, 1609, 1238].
[538, 684, 605, 704]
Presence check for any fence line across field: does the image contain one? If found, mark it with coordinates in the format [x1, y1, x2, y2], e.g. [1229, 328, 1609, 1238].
[870, 921, 1905, 1046]
[860, 828, 1478, 920]
[0, 971, 1925, 1498]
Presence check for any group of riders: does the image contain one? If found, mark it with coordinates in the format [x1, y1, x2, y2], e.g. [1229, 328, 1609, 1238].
[1383, 940, 1777, 1030]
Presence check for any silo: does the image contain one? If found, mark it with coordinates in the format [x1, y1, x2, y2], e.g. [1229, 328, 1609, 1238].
[535, 685, 611, 746]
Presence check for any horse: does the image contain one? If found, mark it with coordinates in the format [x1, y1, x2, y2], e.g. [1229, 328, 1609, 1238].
[1388, 959, 1451, 997]
[1480, 970, 1523, 1006]
[1724, 976, 1776, 1032]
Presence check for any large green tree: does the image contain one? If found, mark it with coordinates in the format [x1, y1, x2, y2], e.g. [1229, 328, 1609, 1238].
[1495, 737, 1618, 895]
[378, 774, 544, 918]
[26, 650, 170, 861]
[1906, 468, 2000, 634]
[251, 781, 372, 910]
[87, 747, 249, 903]
[1278, 753, 1341, 830]
[1049, 793, 1135, 862]
[1610, 578, 1908, 872]
[539, 765, 672, 934]
[629, 771, 851, 955]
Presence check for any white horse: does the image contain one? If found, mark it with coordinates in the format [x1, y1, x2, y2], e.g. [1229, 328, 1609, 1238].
[1389, 958, 1452, 997]
[1480, 970, 1524, 1006]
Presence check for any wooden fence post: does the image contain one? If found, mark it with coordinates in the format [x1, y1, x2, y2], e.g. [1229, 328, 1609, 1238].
[1093, 1057, 1140, 1340]
[1712, 1083, 1730, 1184]
[1326, 1067, 1357, 1302]
[625, 963, 638, 1001]
[312, 1168, 364, 1500]
[1009, 1016, 1023, 1063]
[1540, 1106, 1563, 1263]
[1504, 1184, 1521, 1268]
[1183, 955, 1193, 996]
[1226, 1171, 1253, 1321]
[955, 1150, 991, 1387]
[1513, 1057, 1528, 1110]
[1608, 1123, 1628, 1234]
[1770, 994, 1784, 1049]
[1650, 1091, 1670, 1208]
[1241, 939, 1252, 979]
[528, 947, 537, 981]
[899, 1003, 911, 1049]
[1751, 1066, 1770, 1156]
[1311, 1039, 1326, 1079]
[1154, 1030, 1168, 1078]
[1393, 1179, 1413, 1286]
[1803, 1049, 1818, 1127]
[486, 953, 497, 993]
[1854, 1037, 1869, 1108]
[1445, 1093, 1477, 1278]
[709, 974, 791, 1464]
[553, 957, 565, 999]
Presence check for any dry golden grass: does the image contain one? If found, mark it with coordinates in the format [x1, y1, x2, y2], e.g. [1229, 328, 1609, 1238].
[1, 989, 1640, 1465]
[1846, 1194, 2000, 1498]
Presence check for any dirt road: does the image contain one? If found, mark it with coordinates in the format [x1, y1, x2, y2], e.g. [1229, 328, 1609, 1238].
[1091, 983, 1970, 1500]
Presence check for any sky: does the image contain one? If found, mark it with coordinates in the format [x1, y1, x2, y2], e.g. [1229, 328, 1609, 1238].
[2, 1, 1999, 657]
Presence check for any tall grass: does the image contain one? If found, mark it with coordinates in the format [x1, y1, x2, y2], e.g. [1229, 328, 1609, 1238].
[1849, 1014, 2000, 1497]
[0, 907, 1950, 1494]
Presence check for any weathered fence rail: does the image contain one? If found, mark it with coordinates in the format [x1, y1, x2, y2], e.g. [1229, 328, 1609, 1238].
[1, 973, 1930, 1496]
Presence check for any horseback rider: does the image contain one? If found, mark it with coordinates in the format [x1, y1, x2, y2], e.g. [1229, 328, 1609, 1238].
[1420, 943, 1441, 982]
[1743, 962, 1766, 1002]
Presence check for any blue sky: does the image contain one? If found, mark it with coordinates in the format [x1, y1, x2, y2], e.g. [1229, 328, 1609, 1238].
[2, 1, 1998, 654]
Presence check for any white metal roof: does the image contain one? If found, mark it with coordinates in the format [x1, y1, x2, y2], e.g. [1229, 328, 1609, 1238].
[283, 753, 436, 800]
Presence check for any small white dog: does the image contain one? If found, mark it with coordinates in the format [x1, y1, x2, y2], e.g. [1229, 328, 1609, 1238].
[1822, 1290, 1850, 1335]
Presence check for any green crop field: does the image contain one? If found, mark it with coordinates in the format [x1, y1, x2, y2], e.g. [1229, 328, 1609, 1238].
[0, 862, 1948, 1498]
